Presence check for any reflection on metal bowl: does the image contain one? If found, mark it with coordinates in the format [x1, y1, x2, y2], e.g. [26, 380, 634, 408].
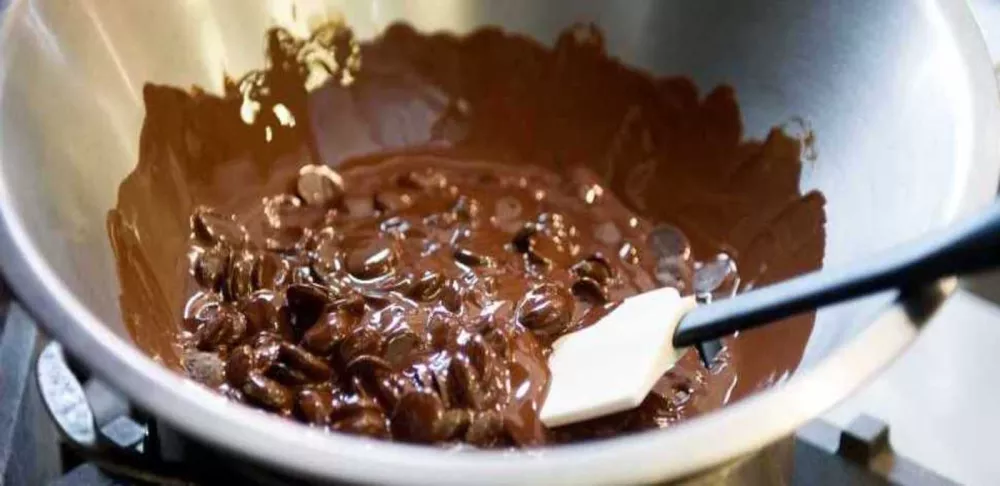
[0, 0, 996, 484]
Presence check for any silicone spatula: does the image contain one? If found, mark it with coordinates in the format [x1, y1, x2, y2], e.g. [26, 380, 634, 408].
[540, 201, 1000, 428]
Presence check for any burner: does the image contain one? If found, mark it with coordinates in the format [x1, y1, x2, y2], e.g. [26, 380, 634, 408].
[0, 301, 60, 485]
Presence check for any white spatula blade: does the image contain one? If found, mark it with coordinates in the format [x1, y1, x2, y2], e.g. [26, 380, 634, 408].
[539, 287, 696, 428]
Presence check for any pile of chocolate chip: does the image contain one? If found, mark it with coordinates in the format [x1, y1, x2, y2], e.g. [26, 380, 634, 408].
[180, 155, 699, 447]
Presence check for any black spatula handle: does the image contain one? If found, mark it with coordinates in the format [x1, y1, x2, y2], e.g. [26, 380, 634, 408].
[674, 201, 1000, 348]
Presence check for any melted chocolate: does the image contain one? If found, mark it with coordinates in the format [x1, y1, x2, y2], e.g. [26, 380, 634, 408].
[107, 21, 825, 447]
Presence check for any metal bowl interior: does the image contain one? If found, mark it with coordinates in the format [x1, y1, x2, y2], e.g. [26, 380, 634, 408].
[0, 0, 997, 484]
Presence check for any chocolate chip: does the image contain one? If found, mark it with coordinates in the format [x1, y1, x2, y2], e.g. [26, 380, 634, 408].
[452, 195, 480, 221]
[262, 194, 303, 228]
[193, 313, 226, 350]
[194, 246, 230, 290]
[184, 292, 223, 331]
[384, 331, 422, 367]
[221, 306, 248, 344]
[228, 334, 283, 386]
[242, 373, 294, 412]
[265, 226, 308, 253]
[447, 226, 471, 247]
[332, 409, 390, 438]
[434, 409, 473, 441]
[344, 355, 399, 408]
[464, 411, 504, 447]
[430, 366, 454, 409]
[338, 328, 384, 365]
[267, 362, 310, 386]
[192, 206, 247, 246]
[297, 388, 334, 425]
[241, 291, 283, 336]
[251, 333, 283, 367]
[571, 277, 609, 303]
[296, 164, 344, 207]
[194, 305, 245, 350]
[379, 216, 411, 238]
[618, 242, 640, 265]
[331, 293, 366, 315]
[405, 270, 444, 302]
[345, 354, 394, 378]
[516, 283, 575, 338]
[536, 212, 567, 231]
[253, 252, 289, 290]
[482, 327, 512, 361]
[302, 310, 354, 354]
[411, 364, 437, 392]
[285, 283, 334, 333]
[330, 388, 381, 422]
[371, 272, 414, 294]
[226, 250, 258, 301]
[290, 264, 317, 284]
[426, 313, 458, 350]
[523, 250, 552, 273]
[380, 375, 414, 411]
[184, 351, 225, 387]
[390, 390, 444, 443]
[648, 223, 691, 261]
[346, 239, 398, 280]
[453, 246, 493, 267]
[511, 224, 537, 253]
[465, 335, 499, 383]
[572, 255, 614, 285]
[448, 356, 485, 410]
[363, 294, 393, 311]
[438, 280, 464, 313]
[226, 345, 256, 386]
[373, 190, 412, 213]
[279, 342, 334, 380]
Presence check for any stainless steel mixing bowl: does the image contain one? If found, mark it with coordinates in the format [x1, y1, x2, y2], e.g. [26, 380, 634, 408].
[0, 0, 997, 483]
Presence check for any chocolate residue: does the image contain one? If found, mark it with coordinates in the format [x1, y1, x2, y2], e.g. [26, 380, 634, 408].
[107, 21, 825, 447]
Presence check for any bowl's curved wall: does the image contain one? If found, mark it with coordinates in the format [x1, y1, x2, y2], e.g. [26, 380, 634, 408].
[0, 0, 996, 484]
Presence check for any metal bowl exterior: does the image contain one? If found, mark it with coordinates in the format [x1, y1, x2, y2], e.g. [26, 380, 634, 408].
[0, 0, 996, 484]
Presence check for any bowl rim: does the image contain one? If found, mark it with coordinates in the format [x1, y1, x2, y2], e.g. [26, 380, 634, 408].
[0, 0, 997, 484]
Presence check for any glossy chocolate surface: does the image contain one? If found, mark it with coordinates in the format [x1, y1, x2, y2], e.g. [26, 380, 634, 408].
[107, 21, 825, 447]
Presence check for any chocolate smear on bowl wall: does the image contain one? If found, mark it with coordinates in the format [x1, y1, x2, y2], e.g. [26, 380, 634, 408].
[107, 18, 824, 446]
